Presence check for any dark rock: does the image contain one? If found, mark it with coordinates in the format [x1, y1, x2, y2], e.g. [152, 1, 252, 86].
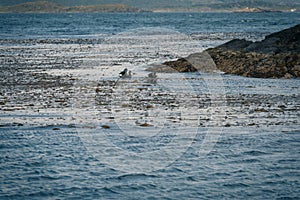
[206, 24, 300, 78]
[214, 39, 252, 52]
[156, 24, 300, 78]
[164, 58, 196, 72]
[101, 125, 110, 129]
[139, 123, 153, 127]
[146, 52, 219, 73]
[224, 123, 231, 127]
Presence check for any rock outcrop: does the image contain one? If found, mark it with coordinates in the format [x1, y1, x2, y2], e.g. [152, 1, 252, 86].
[153, 24, 300, 78]
[206, 24, 300, 78]
[146, 52, 220, 73]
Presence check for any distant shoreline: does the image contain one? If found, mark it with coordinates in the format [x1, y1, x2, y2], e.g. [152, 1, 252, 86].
[0, 10, 297, 14]
[152, 8, 295, 13]
[0, 1, 148, 13]
[0, 1, 298, 14]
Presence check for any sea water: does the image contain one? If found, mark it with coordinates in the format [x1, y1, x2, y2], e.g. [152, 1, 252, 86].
[1, 12, 299, 39]
[0, 12, 300, 199]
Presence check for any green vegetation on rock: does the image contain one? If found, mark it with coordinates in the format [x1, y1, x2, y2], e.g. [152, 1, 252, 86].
[0, 1, 144, 13]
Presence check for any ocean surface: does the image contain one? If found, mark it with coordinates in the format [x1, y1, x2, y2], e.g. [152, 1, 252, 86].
[1, 12, 300, 39]
[1, 12, 300, 199]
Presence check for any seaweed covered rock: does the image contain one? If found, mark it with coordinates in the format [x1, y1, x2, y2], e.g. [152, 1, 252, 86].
[206, 24, 300, 78]
[146, 52, 219, 73]
[155, 24, 300, 78]
[163, 58, 196, 72]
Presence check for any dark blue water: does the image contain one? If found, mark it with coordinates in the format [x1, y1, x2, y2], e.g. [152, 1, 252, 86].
[1, 12, 300, 199]
[1, 125, 299, 199]
[1, 12, 299, 39]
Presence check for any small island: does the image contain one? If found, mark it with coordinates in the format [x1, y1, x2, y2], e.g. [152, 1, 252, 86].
[0, 1, 147, 13]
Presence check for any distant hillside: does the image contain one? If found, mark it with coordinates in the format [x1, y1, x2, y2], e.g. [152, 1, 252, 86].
[1, 0, 299, 11]
[0, 1, 144, 13]
[0, 1, 63, 13]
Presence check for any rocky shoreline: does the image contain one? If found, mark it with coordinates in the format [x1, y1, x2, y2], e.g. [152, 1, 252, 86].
[155, 24, 300, 79]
